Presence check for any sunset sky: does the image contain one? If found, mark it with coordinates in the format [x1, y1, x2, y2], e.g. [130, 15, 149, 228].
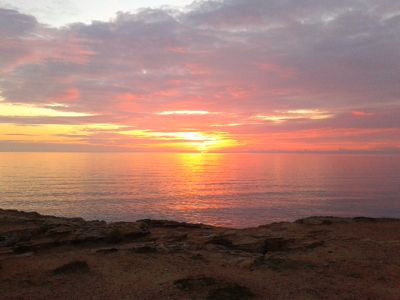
[0, 0, 399, 152]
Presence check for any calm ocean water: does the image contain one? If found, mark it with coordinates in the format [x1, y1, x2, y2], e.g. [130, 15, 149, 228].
[0, 153, 399, 227]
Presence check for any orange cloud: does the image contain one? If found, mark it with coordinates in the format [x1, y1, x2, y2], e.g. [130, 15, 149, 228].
[156, 110, 211, 115]
[56, 88, 80, 102]
[352, 111, 373, 117]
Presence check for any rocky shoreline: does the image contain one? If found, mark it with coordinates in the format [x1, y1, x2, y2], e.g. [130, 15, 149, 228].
[1, 209, 400, 299]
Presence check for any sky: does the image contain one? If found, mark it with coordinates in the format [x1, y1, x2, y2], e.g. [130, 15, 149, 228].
[0, 0, 399, 153]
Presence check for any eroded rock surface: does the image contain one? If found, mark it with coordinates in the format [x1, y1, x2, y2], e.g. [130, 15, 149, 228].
[1, 209, 400, 299]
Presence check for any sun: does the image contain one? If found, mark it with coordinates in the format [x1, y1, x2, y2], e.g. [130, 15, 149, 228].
[174, 132, 237, 152]
[174, 132, 207, 141]
[119, 129, 238, 152]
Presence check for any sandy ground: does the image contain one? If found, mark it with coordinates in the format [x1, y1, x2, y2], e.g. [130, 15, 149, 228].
[1, 209, 400, 299]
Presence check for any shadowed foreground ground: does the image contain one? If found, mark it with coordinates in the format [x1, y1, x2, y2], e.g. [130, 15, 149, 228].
[1, 209, 400, 299]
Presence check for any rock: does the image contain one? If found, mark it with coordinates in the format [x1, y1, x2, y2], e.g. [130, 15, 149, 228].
[174, 276, 218, 291]
[303, 240, 325, 249]
[263, 222, 291, 231]
[0, 230, 33, 247]
[162, 241, 191, 253]
[206, 234, 294, 254]
[295, 217, 349, 225]
[165, 233, 188, 242]
[174, 276, 254, 299]
[206, 234, 263, 253]
[45, 225, 74, 236]
[229, 236, 265, 253]
[206, 235, 234, 248]
[108, 222, 150, 241]
[52, 261, 90, 275]
[262, 237, 294, 253]
[131, 245, 158, 254]
[12, 243, 34, 254]
[95, 248, 119, 254]
[353, 217, 381, 223]
[207, 283, 255, 300]
[190, 253, 206, 261]
[16, 252, 34, 257]
[138, 219, 208, 229]
[105, 228, 124, 243]
[263, 256, 316, 271]
[72, 228, 108, 243]
[0, 233, 19, 247]
[236, 255, 265, 269]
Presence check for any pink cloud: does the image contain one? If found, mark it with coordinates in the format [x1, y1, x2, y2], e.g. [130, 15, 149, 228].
[0, 3, 399, 152]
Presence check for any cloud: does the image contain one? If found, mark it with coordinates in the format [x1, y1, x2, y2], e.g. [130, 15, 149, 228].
[157, 110, 211, 115]
[0, 102, 92, 117]
[254, 109, 333, 123]
[0, 8, 37, 37]
[0, 1, 399, 152]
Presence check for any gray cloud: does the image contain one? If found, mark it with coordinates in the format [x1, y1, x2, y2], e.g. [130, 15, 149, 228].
[0, 8, 37, 37]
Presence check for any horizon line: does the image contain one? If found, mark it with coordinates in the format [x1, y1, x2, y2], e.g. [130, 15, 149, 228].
[1, 150, 399, 155]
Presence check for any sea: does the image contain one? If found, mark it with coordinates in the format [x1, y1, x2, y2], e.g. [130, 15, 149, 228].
[0, 153, 399, 228]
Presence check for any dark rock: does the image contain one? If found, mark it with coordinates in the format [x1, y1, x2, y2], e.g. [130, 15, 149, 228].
[207, 235, 293, 254]
[138, 219, 207, 229]
[229, 236, 266, 253]
[353, 217, 400, 223]
[207, 236, 234, 247]
[165, 233, 188, 242]
[303, 240, 325, 249]
[45, 225, 73, 236]
[264, 257, 316, 271]
[207, 283, 255, 300]
[174, 276, 254, 299]
[262, 238, 293, 253]
[101, 222, 150, 244]
[162, 241, 191, 253]
[131, 245, 158, 254]
[13, 243, 34, 254]
[0, 230, 33, 247]
[105, 228, 124, 243]
[53, 261, 90, 275]
[353, 217, 378, 223]
[108, 222, 150, 240]
[70, 228, 108, 244]
[204, 232, 301, 254]
[190, 253, 206, 261]
[295, 217, 350, 225]
[96, 248, 119, 254]
[174, 276, 218, 291]
[0, 234, 18, 247]
[237, 255, 265, 269]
